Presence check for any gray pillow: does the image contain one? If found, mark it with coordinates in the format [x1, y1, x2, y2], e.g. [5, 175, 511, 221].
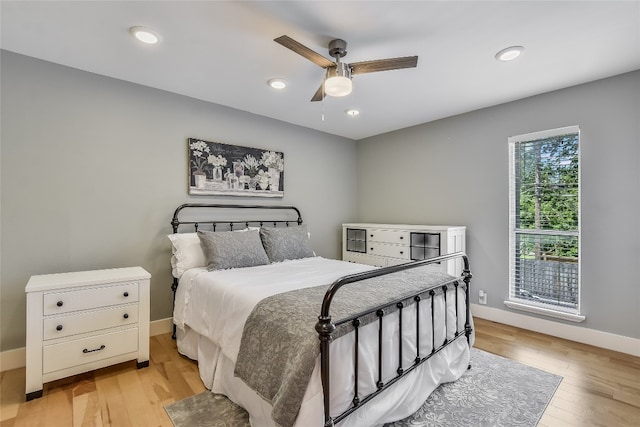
[259, 225, 315, 263]
[197, 229, 269, 270]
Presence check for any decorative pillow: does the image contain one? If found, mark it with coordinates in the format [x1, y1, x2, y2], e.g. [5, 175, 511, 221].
[168, 228, 265, 277]
[168, 233, 207, 279]
[259, 225, 315, 263]
[198, 229, 269, 270]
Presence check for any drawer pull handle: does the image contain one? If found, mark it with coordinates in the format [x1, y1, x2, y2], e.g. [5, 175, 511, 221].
[56, 325, 63, 331]
[123, 292, 129, 297]
[400, 251, 404, 255]
[56, 301, 64, 307]
[400, 236, 404, 240]
[123, 313, 129, 319]
[83, 345, 106, 354]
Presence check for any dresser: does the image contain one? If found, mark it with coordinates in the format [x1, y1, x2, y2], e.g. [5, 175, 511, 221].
[342, 223, 466, 276]
[25, 266, 151, 401]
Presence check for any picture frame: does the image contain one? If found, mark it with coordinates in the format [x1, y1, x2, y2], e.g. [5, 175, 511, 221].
[188, 138, 284, 197]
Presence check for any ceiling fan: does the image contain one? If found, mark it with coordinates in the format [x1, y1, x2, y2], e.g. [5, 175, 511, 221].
[274, 35, 418, 102]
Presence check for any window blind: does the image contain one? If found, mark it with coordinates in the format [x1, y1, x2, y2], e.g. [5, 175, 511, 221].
[508, 126, 581, 314]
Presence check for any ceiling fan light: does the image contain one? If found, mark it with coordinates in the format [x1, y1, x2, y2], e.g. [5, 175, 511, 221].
[325, 76, 352, 97]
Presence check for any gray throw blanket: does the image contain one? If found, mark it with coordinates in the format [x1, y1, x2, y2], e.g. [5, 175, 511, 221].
[234, 266, 462, 427]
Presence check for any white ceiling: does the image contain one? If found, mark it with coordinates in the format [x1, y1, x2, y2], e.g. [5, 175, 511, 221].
[2, 1, 639, 140]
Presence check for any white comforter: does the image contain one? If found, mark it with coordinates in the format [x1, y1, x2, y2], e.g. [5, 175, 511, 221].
[174, 257, 472, 427]
[174, 257, 374, 363]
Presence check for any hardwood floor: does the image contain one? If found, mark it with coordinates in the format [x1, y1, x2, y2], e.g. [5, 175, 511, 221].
[473, 318, 640, 427]
[2, 318, 639, 426]
[0, 333, 205, 427]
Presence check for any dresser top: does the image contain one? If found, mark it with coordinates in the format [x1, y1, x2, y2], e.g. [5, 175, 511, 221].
[25, 266, 150, 293]
[342, 223, 466, 231]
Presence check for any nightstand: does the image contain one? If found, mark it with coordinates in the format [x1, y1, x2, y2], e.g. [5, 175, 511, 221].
[25, 266, 151, 401]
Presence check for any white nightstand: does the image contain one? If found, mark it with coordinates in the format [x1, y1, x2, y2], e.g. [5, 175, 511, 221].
[25, 266, 151, 401]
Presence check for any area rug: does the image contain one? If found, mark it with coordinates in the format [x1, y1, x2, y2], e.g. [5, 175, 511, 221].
[164, 348, 562, 427]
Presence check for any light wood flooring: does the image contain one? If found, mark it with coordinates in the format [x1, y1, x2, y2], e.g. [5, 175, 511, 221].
[1, 318, 639, 426]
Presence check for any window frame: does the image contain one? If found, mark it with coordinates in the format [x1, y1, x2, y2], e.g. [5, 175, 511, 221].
[506, 125, 584, 322]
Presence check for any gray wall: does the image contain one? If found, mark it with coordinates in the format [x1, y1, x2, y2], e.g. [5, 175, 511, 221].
[0, 50, 358, 351]
[2, 49, 638, 353]
[356, 70, 640, 339]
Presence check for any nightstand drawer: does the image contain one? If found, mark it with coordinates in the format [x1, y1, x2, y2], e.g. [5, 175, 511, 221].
[43, 327, 138, 374]
[43, 304, 139, 340]
[368, 242, 411, 260]
[43, 282, 138, 315]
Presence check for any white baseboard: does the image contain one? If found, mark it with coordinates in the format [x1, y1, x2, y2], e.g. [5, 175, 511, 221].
[0, 347, 25, 372]
[471, 304, 640, 357]
[0, 317, 175, 372]
[149, 317, 174, 336]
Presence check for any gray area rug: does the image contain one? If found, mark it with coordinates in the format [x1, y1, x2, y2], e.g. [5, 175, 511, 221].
[164, 348, 562, 427]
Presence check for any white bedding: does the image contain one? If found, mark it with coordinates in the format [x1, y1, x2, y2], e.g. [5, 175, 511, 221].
[174, 257, 473, 427]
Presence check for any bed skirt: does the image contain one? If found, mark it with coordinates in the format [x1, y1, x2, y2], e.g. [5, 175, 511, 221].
[176, 323, 471, 427]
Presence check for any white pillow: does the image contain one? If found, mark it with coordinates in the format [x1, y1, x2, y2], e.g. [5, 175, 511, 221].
[168, 233, 207, 279]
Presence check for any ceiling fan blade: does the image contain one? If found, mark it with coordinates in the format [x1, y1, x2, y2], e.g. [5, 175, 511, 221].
[310, 82, 324, 102]
[350, 56, 418, 75]
[274, 35, 335, 68]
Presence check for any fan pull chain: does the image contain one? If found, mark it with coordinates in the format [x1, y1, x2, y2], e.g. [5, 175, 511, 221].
[351, 86, 356, 113]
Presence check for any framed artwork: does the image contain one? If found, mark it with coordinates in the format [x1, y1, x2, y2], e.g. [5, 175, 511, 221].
[188, 138, 284, 197]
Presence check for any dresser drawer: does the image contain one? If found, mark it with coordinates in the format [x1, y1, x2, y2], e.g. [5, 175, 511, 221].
[43, 282, 138, 315]
[42, 327, 138, 374]
[368, 230, 410, 244]
[43, 304, 139, 340]
[368, 242, 411, 260]
[343, 251, 389, 267]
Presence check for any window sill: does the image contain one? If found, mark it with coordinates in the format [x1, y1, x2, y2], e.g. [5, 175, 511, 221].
[504, 300, 585, 323]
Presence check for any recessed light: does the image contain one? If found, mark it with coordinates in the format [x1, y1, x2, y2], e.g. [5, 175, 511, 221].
[129, 26, 160, 44]
[345, 109, 360, 117]
[268, 78, 287, 89]
[495, 46, 524, 61]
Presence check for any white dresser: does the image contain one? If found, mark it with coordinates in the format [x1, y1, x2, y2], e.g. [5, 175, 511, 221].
[342, 223, 466, 276]
[25, 266, 151, 401]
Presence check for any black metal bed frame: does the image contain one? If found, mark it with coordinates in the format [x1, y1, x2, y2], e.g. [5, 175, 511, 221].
[169, 204, 472, 426]
[316, 253, 472, 426]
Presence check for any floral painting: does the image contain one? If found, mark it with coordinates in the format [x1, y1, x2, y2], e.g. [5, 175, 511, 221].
[188, 138, 284, 197]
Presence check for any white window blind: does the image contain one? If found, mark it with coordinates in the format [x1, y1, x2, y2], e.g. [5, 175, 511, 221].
[508, 126, 582, 318]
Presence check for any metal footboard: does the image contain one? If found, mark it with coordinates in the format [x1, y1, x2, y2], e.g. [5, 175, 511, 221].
[315, 252, 472, 426]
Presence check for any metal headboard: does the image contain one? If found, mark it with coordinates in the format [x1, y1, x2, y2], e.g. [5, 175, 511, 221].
[169, 203, 303, 337]
[171, 203, 302, 233]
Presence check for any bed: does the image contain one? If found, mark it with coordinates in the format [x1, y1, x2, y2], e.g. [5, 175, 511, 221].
[169, 203, 474, 427]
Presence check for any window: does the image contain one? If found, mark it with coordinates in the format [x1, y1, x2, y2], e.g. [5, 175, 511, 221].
[507, 126, 583, 321]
